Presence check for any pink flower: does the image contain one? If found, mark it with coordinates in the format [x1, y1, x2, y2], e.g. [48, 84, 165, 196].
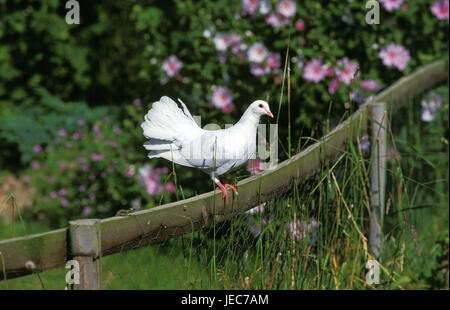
[82, 164, 89, 172]
[250, 63, 271, 76]
[82, 207, 92, 216]
[162, 55, 183, 78]
[335, 58, 358, 85]
[133, 98, 142, 106]
[288, 219, 318, 243]
[139, 164, 164, 196]
[23, 175, 31, 183]
[267, 53, 281, 69]
[72, 132, 81, 140]
[79, 185, 86, 192]
[266, 14, 288, 28]
[92, 125, 100, 133]
[360, 135, 370, 153]
[113, 126, 122, 134]
[247, 43, 268, 63]
[242, 0, 259, 15]
[60, 198, 69, 207]
[277, 0, 296, 18]
[91, 153, 104, 161]
[77, 157, 86, 164]
[431, 0, 449, 20]
[59, 189, 67, 196]
[386, 149, 401, 161]
[33, 145, 41, 153]
[125, 166, 135, 178]
[328, 78, 341, 94]
[65, 141, 72, 148]
[379, 43, 410, 71]
[360, 80, 381, 92]
[228, 34, 242, 54]
[379, 0, 404, 11]
[59, 129, 67, 137]
[295, 20, 305, 31]
[50, 191, 58, 199]
[247, 158, 263, 174]
[221, 104, 235, 114]
[302, 59, 327, 83]
[166, 182, 176, 193]
[31, 161, 40, 170]
[211, 86, 233, 109]
[213, 33, 230, 52]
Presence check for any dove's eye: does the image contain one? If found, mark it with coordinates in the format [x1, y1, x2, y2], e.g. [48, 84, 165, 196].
[258, 103, 264, 108]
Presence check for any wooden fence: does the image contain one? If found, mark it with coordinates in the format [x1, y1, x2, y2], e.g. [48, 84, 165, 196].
[0, 59, 448, 289]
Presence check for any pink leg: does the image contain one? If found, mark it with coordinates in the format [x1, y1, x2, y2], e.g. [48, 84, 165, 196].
[224, 184, 238, 195]
[215, 180, 229, 202]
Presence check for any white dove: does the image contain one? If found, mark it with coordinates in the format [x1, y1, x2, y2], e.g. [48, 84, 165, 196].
[141, 96, 273, 201]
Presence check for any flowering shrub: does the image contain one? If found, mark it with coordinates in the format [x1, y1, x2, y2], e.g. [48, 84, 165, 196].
[21, 101, 177, 227]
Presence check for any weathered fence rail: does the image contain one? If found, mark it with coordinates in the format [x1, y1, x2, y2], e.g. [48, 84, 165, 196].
[0, 59, 448, 287]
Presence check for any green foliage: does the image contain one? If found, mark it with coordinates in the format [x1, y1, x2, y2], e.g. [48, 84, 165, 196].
[0, 88, 112, 166]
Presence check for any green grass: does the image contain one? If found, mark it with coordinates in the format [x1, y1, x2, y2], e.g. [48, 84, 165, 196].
[1, 85, 448, 290]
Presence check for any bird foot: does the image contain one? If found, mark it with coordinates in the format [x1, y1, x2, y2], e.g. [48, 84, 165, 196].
[215, 183, 238, 202]
[224, 184, 238, 195]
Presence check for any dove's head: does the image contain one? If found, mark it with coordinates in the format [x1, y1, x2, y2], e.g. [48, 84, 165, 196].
[250, 100, 273, 118]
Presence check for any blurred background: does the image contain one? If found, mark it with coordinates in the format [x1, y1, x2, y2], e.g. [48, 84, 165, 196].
[0, 0, 448, 289]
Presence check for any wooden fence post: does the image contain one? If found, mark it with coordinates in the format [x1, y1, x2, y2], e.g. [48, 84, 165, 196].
[69, 219, 102, 290]
[369, 102, 387, 259]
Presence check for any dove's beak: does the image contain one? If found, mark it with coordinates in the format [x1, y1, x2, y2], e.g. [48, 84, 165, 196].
[267, 111, 274, 118]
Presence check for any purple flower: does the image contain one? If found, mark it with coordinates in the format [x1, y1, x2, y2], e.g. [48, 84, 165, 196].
[267, 53, 281, 69]
[162, 55, 183, 78]
[295, 19, 305, 31]
[266, 14, 289, 28]
[166, 182, 176, 193]
[139, 164, 164, 196]
[77, 157, 86, 164]
[65, 141, 73, 148]
[379, 0, 404, 11]
[23, 175, 31, 183]
[79, 185, 86, 192]
[93, 125, 100, 133]
[91, 153, 104, 161]
[131, 198, 142, 210]
[386, 149, 401, 161]
[31, 161, 40, 170]
[242, 0, 259, 15]
[360, 80, 381, 92]
[77, 119, 85, 126]
[431, 0, 449, 20]
[113, 126, 122, 135]
[133, 98, 142, 106]
[379, 43, 410, 71]
[421, 92, 442, 122]
[125, 166, 135, 178]
[335, 58, 359, 85]
[228, 34, 242, 54]
[72, 132, 81, 140]
[50, 191, 58, 199]
[277, 0, 296, 18]
[360, 135, 370, 153]
[247, 42, 268, 63]
[328, 78, 341, 94]
[288, 219, 318, 244]
[89, 192, 96, 202]
[82, 207, 92, 216]
[59, 129, 67, 137]
[211, 86, 233, 110]
[59, 189, 68, 196]
[250, 63, 271, 76]
[33, 145, 41, 153]
[302, 59, 327, 83]
[82, 164, 89, 172]
[60, 198, 69, 207]
[247, 158, 263, 174]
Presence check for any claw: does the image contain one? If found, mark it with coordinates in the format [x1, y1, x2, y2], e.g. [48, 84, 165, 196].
[224, 184, 238, 195]
[216, 182, 229, 202]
